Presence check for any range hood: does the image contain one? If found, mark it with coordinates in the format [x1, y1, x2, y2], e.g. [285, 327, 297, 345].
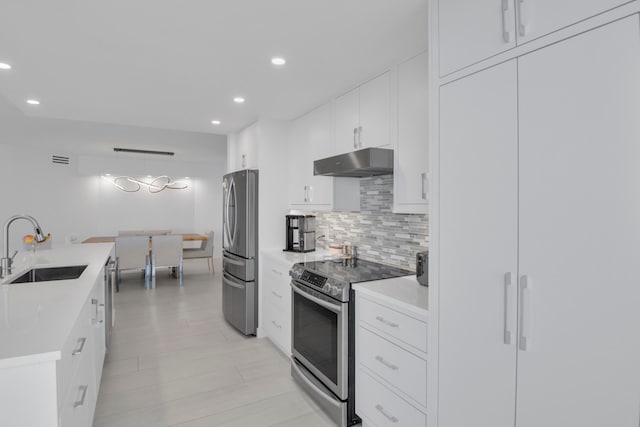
[313, 148, 394, 177]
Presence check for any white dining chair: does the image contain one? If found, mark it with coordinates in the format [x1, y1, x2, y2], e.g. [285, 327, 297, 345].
[150, 235, 183, 288]
[115, 236, 150, 290]
[182, 231, 214, 273]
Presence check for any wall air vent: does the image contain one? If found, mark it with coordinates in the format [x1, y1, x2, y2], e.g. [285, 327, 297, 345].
[114, 147, 174, 156]
[52, 155, 70, 165]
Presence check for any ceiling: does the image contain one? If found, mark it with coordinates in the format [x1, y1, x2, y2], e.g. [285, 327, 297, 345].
[0, 0, 427, 135]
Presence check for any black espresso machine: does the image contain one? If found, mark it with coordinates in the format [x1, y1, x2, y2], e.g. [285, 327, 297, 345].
[285, 214, 316, 253]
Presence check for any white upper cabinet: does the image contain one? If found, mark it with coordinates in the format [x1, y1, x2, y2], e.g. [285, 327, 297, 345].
[439, 0, 517, 76]
[334, 72, 391, 154]
[438, 0, 632, 75]
[394, 51, 429, 213]
[288, 103, 335, 209]
[515, 0, 631, 43]
[228, 122, 259, 172]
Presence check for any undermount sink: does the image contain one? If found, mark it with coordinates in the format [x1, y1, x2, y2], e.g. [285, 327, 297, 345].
[9, 265, 88, 284]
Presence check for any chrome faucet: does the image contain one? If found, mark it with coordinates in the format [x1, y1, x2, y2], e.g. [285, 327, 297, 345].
[1, 215, 46, 278]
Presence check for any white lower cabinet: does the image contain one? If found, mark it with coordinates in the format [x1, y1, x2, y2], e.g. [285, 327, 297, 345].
[261, 253, 293, 355]
[355, 291, 428, 427]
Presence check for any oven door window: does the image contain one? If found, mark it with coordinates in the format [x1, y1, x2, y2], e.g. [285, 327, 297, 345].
[293, 291, 338, 385]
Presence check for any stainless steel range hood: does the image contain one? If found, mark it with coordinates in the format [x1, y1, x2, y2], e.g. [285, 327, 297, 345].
[313, 148, 394, 177]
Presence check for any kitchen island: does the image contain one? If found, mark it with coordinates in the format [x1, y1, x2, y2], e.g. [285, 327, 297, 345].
[0, 242, 114, 427]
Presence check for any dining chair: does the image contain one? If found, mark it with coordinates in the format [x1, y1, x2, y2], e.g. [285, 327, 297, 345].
[150, 235, 183, 288]
[114, 236, 150, 290]
[182, 231, 214, 273]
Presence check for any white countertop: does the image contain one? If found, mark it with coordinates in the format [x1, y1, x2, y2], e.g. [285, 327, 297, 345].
[0, 243, 114, 368]
[354, 275, 428, 320]
[261, 248, 333, 265]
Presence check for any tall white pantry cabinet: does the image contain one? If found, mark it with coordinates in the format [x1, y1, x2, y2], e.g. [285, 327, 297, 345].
[430, 2, 640, 427]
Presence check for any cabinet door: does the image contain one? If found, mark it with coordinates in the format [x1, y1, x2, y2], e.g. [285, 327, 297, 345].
[439, 60, 518, 427]
[359, 72, 390, 149]
[395, 52, 428, 212]
[92, 277, 106, 389]
[334, 88, 360, 154]
[516, 16, 640, 427]
[516, 0, 632, 43]
[306, 103, 334, 205]
[287, 115, 310, 205]
[439, 0, 517, 75]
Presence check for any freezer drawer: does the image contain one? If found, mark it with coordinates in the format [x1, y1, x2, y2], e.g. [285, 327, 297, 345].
[223, 250, 255, 282]
[222, 272, 256, 335]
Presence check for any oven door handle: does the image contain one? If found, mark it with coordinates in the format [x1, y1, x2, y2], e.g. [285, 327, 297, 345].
[291, 360, 342, 410]
[291, 282, 342, 314]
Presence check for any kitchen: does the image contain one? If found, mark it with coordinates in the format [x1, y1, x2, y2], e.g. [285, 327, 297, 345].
[1, 1, 639, 427]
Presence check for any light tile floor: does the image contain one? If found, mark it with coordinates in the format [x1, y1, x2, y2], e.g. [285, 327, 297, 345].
[93, 260, 337, 427]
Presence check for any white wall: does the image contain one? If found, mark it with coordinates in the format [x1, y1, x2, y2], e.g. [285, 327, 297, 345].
[0, 95, 227, 259]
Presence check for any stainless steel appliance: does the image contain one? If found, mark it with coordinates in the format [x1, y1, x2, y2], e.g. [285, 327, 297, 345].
[222, 169, 259, 335]
[285, 214, 316, 253]
[313, 147, 394, 177]
[416, 250, 428, 286]
[104, 257, 117, 350]
[290, 258, 413, 427]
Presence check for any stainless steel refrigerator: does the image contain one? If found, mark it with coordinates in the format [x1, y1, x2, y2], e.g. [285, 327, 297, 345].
[222, 169, 258, 335]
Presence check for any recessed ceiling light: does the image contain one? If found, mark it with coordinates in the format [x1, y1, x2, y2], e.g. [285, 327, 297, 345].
[0, 63, 11, 70]
[26, 99, 40, 105]
[233, 97, 245, 104]
[211, 120, 221, 125]
[271, 57, 286, 66]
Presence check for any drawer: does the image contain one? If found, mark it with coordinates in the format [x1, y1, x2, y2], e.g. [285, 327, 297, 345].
[263, 267, 291, 311]
[57, 297, 94, 403]
[359, 295, 427, 353]
[59, 333, 96, 427]
[264, 302, 291, 356]
[358, 326, 427, 406]
[357, 368, 427, 427]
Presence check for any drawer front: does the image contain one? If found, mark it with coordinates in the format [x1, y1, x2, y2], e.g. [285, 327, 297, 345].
[359, 295, 427, 353]
[59, 334, 96, 427]
[263, 263, 290, 311]
[264, 302, 291, 356]
[357, 368, 427, 427]
[58, 297, 94, 402]
[359, 326, 427, 406]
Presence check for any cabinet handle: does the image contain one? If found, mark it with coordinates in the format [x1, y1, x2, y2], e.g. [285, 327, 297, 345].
[271, 320, 282, 329]
[517, 0, 529, 37]
[358, 126, 363, 148]
[375, 315, 399, 328]
[92, 298, 98, 322]
[72, 337, 87, 356]
[375, 355, 399, 371]
[518, 275, 532, 351]
[99, 303, 105, 324]
[241, 154, 247, 169]
[501, 0, 512, 43]
[353, 128, 358, 149]
[308, 185, 313, 202]
[303, 185, 308, 202]
[503, 272, 512, 345]
[272, 291, 283, 299]
[271, 268, 283, 276]
[73, 385, 89, 408]
[375, 404, 399, 423]
[421, 172, 427, 200]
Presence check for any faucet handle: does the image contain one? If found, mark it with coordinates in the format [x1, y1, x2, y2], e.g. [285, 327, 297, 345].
[10, 250, 18, 261]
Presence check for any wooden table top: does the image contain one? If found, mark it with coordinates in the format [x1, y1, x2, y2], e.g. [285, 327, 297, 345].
[82, 233, 208, 244]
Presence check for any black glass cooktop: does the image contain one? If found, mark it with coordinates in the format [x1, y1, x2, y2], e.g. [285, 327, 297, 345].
[299, 258, 414, 285]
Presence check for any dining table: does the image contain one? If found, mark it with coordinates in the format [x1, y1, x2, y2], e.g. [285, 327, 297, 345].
[82, 233, 208, 244]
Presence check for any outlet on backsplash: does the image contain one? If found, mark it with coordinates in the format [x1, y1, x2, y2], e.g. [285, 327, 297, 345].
[315, 175, 428, 270]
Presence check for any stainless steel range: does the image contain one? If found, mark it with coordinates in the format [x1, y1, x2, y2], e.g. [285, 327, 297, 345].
[290, 258, 413, 427]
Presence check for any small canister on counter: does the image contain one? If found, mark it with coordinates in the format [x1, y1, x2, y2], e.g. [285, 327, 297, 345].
[416, 251, 428, 286]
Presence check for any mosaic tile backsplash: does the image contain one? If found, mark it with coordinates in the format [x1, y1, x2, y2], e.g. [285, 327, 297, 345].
[315, 174, 428, 271]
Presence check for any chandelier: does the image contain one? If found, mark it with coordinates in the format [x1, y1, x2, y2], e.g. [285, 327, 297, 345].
[111, 176, 188, 193]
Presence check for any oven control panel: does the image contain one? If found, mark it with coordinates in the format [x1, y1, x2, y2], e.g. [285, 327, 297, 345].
[300, 271, 327, 288]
